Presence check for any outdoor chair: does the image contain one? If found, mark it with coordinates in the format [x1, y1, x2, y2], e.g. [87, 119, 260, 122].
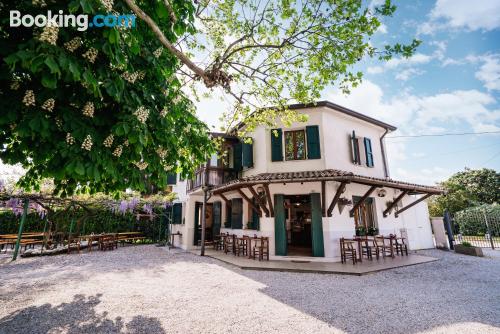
[252, 237, 269, 261]
[67, 236, 81, 254]
[224, 234, 235, 254]
[391, 234, 408, 256]
[374, 236, 393, 258]
[213, 234, 224, 251]
[100, 234, 117, 251]
[235, 236, 248, 257]
[340, 238, 357, 264]
[360, 236, 377, 260]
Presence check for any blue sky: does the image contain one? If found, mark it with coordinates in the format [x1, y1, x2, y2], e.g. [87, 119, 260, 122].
[193, 0, 500, 186]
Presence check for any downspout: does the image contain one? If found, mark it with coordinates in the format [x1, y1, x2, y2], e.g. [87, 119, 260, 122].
[380, 129, 390, 178]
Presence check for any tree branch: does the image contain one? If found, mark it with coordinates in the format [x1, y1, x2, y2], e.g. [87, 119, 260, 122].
[124, 0, 217, 87]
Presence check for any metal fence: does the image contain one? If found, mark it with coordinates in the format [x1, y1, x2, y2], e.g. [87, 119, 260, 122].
[451, 209, 500, 249]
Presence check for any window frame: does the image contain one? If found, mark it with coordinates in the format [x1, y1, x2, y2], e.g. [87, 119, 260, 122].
[284, 129, 307, 161]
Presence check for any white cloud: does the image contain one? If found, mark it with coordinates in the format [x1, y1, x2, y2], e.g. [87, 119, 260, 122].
[394, 167, 452, 185]
[385, 53, 432, 69]
[395, 68, 425, 81]
[419, 0, 500, 35]
[377, 23, 387, 34]
[327, 79, 499, 146]
[474, 55, 500, 91]
[367, 66, 384, 74]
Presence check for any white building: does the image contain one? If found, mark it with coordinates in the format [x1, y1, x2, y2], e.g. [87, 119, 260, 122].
[169, 101, 442, 260]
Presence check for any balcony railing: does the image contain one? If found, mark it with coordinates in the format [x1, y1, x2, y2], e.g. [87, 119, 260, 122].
[187, 166, 238, 192]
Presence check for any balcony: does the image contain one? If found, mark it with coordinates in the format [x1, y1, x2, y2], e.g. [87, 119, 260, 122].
[187, 166, 238, 192]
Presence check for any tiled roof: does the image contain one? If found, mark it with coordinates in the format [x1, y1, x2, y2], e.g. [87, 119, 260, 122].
[212, 169, 443, 194]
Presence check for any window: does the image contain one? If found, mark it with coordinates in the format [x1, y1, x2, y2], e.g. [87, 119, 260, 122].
[350, 131, 374, 167]
[285, 130, 306, 160]
[352, 197, 376, 231]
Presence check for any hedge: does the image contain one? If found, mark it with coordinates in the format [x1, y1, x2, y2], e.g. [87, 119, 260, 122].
[454, 204, 500, 237]
[0, 207, 172, 242]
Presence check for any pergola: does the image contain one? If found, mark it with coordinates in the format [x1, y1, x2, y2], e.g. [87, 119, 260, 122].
[0, 193, 173, 260]
[211, 169, 444, 219]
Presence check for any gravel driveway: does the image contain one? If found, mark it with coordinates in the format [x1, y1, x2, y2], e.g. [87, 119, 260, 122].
[0, 246, 498, 334]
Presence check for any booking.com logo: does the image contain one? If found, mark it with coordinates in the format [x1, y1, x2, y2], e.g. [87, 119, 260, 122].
[10, 10, 136, 32]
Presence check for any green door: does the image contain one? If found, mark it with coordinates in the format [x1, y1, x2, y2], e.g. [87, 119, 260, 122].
[274, 194, 287, 256]
[213, 201, 221, 237]
[193, 202, 201, 246]
[310, 193, 325, 257]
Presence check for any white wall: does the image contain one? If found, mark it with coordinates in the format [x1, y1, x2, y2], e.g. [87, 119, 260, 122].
[242, 106, 388, 179]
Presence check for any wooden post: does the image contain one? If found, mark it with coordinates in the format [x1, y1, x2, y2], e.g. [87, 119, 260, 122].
[327, 182, 348, 217]
[200, 164, 209, 256]
[237, 188, 261, 217]
[263, 184, 274, 217]
[349, 186, 378, 217]
[383, 190, 408, 217]
[41, 214, 49, 253]
[219, 193, 232, 208]
[395, 193, 432, 217]
[247, 186, 269, 217]
[12, 199, 29, 261]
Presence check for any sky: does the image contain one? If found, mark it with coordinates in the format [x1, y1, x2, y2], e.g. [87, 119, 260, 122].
[194, 0, 500, 186]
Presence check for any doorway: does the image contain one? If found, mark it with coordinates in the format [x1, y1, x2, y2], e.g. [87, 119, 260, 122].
[275, 193, 324, 257]
[194, 202, 220, 246]
[285, 195, 312, 256]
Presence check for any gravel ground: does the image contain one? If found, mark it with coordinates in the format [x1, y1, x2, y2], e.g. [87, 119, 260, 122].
[0, 246, 499, 334]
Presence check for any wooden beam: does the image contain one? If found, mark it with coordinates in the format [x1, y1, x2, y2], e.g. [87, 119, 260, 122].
[237, 189, 262, 217]
[395, 193, 433, 217]
[263, 183, 274, 217]
[349, 185, 378, 217]
[247, 186, 270, 217]
[327, 182, 347, 217]
[321, 181, 326, 217]
[219, 193, 231, 208]
[383, 190, 408, 217]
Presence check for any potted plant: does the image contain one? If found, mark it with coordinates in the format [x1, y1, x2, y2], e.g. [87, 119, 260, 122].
[355, 225, 366, 236]
[367, 226, 379, 236]
[454, 241, 484, 257]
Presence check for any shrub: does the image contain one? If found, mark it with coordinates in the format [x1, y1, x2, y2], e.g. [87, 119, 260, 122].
[454, 204, 500, 237]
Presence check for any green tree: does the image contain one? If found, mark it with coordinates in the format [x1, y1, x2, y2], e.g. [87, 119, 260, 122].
[429, 168, 500, 216]
[1, 0, 213, 196]
[1, 0, 418, 195]
[125, 0, 420, 132]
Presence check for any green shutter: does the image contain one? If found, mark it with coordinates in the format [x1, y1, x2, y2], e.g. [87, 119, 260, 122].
[172, 203, 182, 224]
[274, 194, 287, 256]
[231, 198, 243, 229]
[233, 142, 242, 171]
[306, 125, 321, 159]
[167, 173, 177, 185]
[364, 137, 374, 167]
[213, 201, 221, 236]
[310, 193, 325, 257]
[226, 203, 232, 228]
[242, 140, 253, 168]
[351, 131, 360, 164]
[251, 197, 260, 230]
[271, 129, 283, 161]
